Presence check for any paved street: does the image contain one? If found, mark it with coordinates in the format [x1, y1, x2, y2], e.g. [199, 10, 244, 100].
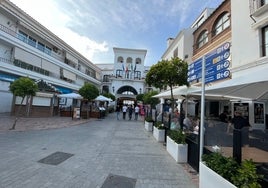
[0, 113, 198, 188]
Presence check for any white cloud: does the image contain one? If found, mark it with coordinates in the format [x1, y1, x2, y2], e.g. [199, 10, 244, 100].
[55, 27, 109, 60]
[10, 0, 109, 63]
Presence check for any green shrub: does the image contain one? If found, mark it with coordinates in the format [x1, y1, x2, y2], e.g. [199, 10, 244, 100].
[154, 121, 165, 129]
[202, 153, 262, 188]
[167, 129, 186, 144]
[231, 159, 263, 188]
[202, 152, 238, 182]
[145, 116, 153, 122]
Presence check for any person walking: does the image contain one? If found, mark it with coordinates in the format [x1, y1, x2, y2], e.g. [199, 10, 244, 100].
[128, 105, 133, 120]
[115, 105, 120, 120]
[122, 105, 127, 120]
[134, 105, 139, 120]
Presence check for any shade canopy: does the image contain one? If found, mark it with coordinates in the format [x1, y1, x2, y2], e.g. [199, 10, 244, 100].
[95, 95, 113, 102]
[153, 85, 200, 99]
[57, 93, 83, 99]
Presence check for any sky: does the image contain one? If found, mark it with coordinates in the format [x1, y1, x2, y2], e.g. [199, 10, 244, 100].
[10, 0, 223, 66]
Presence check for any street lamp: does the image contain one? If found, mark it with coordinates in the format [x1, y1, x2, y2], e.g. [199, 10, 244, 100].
[139, 88, 142, 94]
[112, 86, 115, 93]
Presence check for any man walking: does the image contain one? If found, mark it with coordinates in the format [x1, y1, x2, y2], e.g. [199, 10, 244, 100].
[128, 105, 133, 120]
[122, 105, 127, 120]
[115, 104, 120, 120]
[134, 105, 139, 120]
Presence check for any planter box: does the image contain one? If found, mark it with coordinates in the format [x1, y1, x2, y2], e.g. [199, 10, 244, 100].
[144, 121, 153, 132]
[199, 162, 237, 188]
[166, 136, 188, 163]
[153, 126, 165, 142]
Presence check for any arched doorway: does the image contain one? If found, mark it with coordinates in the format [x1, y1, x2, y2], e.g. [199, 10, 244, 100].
[116, 85, 138, 106]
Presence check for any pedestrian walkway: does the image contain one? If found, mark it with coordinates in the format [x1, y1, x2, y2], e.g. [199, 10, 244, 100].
[0, 113, 198, 188]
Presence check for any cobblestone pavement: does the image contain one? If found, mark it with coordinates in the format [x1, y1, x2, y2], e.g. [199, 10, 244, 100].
[0, 113, 198, 188]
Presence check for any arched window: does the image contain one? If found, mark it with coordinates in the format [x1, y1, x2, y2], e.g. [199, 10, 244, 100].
[213, 12, 230, 36]
[197, 30, 208, 48]
[126, 57, 132, 63]
[117, 56, 123, 63]
[135, 58, 141, 64]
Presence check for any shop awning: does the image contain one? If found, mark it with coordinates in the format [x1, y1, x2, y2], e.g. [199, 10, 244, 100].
[153, 85, 199, 99]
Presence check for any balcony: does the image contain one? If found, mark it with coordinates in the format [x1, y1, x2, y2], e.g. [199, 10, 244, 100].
[250, 0, 268, 17]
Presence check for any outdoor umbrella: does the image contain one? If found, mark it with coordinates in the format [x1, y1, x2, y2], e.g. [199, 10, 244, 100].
[57, 93, 83, 99]
[95, 95, 113, 102]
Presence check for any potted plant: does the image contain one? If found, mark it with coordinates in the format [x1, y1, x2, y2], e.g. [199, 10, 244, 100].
[200, 152, 263, 188]
[144, 116, 153, 132]
[166, 129, 188, 163]
[153, 121, 165, 142]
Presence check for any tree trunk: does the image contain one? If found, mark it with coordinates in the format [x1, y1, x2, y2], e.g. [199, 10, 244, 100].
[10, 96, 25, 130]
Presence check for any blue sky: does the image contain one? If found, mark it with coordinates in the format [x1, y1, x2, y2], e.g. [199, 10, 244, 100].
[10, 0, 223, 66]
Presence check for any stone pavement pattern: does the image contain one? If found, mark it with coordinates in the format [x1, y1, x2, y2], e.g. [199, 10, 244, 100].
[0, 113, 198, 188]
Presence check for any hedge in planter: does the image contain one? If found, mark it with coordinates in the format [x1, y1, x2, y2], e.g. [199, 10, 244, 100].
[202, 152, 263, 188]
[167, 129, 187, 144]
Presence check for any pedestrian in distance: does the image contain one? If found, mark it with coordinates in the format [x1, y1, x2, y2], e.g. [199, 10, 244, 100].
[122, 105, 127, 120]
[134, 105, 139, 120]
[115, 104, 120, 120]
[128, 105, 133, 120]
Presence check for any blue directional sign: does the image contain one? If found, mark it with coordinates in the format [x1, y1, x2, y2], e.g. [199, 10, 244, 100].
[205, 69, 230, 84]
[187, 42, 231, 83]
[206, 60, 230, 76]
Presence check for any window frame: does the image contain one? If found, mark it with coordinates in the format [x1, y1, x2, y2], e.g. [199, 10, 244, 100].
[261, 25, 268, 57]
[213, 12, 230, 36]
[197, 30, 208, 49]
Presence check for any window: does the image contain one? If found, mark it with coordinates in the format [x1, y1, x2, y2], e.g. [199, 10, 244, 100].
[126, 57, 132, 64]
[44, 46, 52, 55]
[28, 36, 36, 47]
[103, 75, 109, 82]
[213, 12, 230, 36]
[135, 58, 141, 64]
[37, 42, 45, 52]
[173, 47, 178, 57]
[262, 25, 268, 56]
[197, 30, 208, 48]
[18, 30, 27, 42]
[117, 56, 123, 63]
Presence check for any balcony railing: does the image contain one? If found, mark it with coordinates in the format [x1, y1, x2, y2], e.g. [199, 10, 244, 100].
[249, 0, 268, 15]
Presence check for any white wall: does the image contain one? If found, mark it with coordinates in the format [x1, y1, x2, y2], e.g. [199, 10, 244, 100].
[0, 81, 13, 113]
[231, 1, 260, 70]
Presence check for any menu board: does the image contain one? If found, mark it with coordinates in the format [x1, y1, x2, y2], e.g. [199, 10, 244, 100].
[233, 103, 249, 121]
[254, 103, 264, 124]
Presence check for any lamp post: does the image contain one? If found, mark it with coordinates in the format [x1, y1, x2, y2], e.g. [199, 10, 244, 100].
[112, 86, 115, 93]
[139, 88, 142, 94]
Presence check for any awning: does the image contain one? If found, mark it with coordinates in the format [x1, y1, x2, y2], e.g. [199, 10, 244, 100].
[58, 93, 83, 99]
[95, 95, 113, 102]
[14, 47, 41, 67]
[153, 85, 200, 99]
[41, 59, 60, 74]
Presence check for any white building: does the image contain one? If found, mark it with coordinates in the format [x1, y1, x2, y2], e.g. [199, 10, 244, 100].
[160, 0, 268, 130]
[97, 47, 150, 105]
[0, 0, 101, 115]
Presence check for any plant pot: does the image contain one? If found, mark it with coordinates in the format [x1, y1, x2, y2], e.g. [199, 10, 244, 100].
[199, 162, 237, 188]
[153, 126, 165, 142]
[166, 136, 188, 163]
[144, 121, 153, 132]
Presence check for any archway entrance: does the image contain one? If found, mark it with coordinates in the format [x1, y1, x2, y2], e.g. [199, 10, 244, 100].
[116, 85, 138, 106]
